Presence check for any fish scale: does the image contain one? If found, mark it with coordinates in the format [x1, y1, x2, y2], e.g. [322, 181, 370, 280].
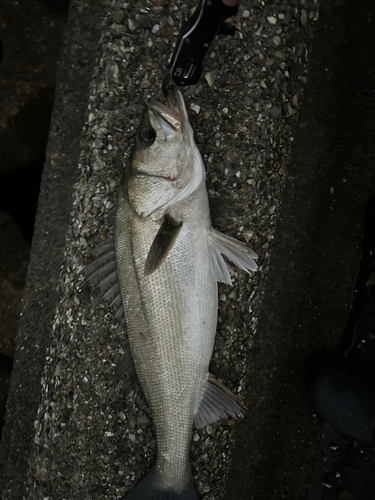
[116, 183, 215, 493]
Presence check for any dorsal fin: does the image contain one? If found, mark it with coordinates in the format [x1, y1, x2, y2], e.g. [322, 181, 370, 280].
[194, 374, 245, 429]
[81, 238, 124, 323]
[81, 241, 145, 405]
[144, 214, 182, 276]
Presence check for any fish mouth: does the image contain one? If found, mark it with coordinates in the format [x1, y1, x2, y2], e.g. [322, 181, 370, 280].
[147, 87, 186, 137]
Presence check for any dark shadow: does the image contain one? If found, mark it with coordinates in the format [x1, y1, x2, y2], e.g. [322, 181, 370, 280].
[0, 158, 44, 245]
[225, 0, 375, 499]
[39, 0, 70, 14]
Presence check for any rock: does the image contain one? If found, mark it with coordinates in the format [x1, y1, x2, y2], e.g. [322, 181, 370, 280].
[244, 96, 254, 107]
[140, 79, 150, 89]
[113, 10, 125, 24]
[139, 17, 152, 29]
[190, 103, 201, 114]
[106, 60, 119, 83]
[137, 414, 150, 425]
[218, 72, 230, 86]
[158, 39, 169, 53]
[266, 16, 277, 25]
[105, 100, 114, 111]
[195, 85, 207, 98]
[205, 70, 218, 87]
[250, 122, 259, 134]
[268, 106, 280, 117]
[128, 18, 136, 31]
[226, 149, 236, 161]
[129, 433, 136, 443]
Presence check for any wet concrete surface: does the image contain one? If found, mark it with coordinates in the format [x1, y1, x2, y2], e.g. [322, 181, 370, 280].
[0, 0, 319, 496]
[15, 0, 318, 495]
[0, 1, 103, 498]
[0, 0, 70, 484]
[1, 0, 375, 498]
[0, 0, 70, 361]
[225, 0, 375, 498]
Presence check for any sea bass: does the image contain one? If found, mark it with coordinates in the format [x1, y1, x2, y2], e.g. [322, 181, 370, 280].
[86, 88, 257, 499]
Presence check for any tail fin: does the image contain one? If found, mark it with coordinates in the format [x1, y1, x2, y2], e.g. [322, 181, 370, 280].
[123, 468, 199, 500]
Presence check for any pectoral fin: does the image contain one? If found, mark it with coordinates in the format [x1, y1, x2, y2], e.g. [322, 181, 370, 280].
[208, 229, 258, 285]
[194, 374, 245, 429]
[144, 214, 182, 276]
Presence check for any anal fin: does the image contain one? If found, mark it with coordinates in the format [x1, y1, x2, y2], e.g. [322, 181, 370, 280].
[144, 214, 182, 276]
[194, 374, 245, 429]
[208, 229, 258, 285]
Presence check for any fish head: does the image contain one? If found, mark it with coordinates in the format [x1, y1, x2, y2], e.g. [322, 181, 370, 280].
[127, 88, 204, 219]
[131, 88, 192, 182]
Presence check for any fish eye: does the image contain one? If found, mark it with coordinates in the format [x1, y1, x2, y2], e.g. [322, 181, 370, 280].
[138, 126, 156, 145]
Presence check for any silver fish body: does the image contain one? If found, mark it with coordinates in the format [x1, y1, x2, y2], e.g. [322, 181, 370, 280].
[112, 89, 257, 499]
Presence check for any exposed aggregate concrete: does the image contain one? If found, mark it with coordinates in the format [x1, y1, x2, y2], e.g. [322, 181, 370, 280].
[19, 1, 319, 498]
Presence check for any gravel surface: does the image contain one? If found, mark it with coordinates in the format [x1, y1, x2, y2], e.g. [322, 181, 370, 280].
[22, 1, 318, 498]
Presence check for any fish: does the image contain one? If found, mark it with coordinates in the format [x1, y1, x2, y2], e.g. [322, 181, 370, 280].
[84, 87, 258, 499]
